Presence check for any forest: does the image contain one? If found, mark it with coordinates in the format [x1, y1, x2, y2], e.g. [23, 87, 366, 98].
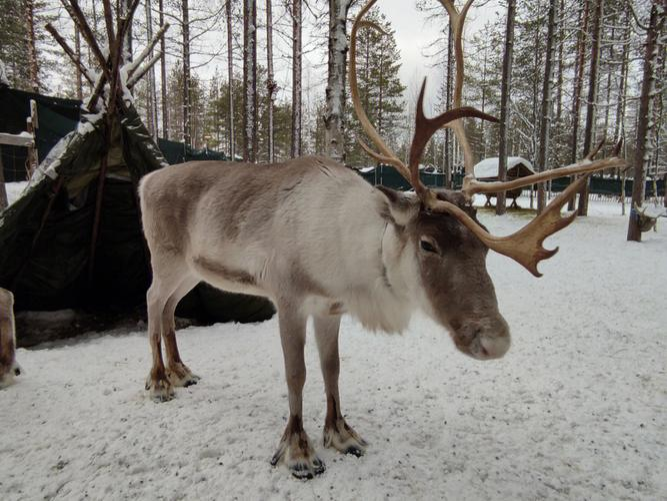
[1, 0, 665, 219]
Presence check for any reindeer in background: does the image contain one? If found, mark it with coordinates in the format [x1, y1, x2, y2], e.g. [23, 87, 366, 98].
[0, 287, 20, 388]
[138, 0, 625, 479]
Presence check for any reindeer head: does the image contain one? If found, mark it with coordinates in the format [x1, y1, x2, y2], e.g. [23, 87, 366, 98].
[351, 0, 625, 360]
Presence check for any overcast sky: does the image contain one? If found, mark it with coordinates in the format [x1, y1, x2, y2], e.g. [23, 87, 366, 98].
[186, 0, 504, 110]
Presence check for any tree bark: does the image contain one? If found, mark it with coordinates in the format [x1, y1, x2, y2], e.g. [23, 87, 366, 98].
[159, 0, 169, 139]
[568, 0, 589, 210]
[324, 0, 352, 163]
[243, 0, 257, 162]
[536, 0, 558, 213]
[26, 0, 39, 92]
[266, 0, 276, 163]
[627, 3, 664, 241]
[120, 0, 133, 64]
[291, 0, 303, 158]
[182, 0, 192, 147]
[75, 24, 83, 100]
[226, 0, 235, 160]
[145, 0, 157, 138]
[0, 149, 7, 210]
[445, 25, 453, 188]
[578, 0, 603, 216]
[497, 0, 516, 215]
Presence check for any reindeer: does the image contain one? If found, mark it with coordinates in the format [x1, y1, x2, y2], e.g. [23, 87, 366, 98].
[138, 0, 625, 479]
[0, 287, 20, 388]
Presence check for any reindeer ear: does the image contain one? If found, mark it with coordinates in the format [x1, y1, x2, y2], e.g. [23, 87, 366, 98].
[376, 186, 419, 226]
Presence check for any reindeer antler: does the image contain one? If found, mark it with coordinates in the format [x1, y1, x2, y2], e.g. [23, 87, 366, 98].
[351, 0, 626, 277]
[349, 0, 495, 201]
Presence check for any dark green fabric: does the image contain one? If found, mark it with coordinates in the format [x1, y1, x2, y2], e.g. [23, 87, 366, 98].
[0, 100, 274, 325]
[0, 87, 81, 181]
[157, 138, 227, 165]
[360, 165, 664, 196]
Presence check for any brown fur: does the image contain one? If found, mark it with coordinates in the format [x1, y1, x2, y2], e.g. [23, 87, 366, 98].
[0, 288, 17, 384]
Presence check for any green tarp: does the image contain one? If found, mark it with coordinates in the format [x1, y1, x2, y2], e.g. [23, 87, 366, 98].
[0, 89, 274, 328]
[359, 165, 664, 197]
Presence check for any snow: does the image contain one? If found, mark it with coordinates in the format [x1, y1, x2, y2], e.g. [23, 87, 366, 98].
[0, 59, 8, 86]
[1, 203, 666, 500]
[474, 157, 535, 179]
[5, 181, 29, 206]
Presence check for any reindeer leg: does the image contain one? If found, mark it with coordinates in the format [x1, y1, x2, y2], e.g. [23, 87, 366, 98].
[145, 278, 176, 402]
[314, 314, 368, 457]
[270, 306, 324, 479]
[162, 277, 200, 388]
[0, 289, 20, 388]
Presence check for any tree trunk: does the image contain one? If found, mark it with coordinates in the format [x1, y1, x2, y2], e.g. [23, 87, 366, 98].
[324, 0, 352, 163]
[536, 0, 558, 213]
[578, 0, 603, 216]
[627, 3, 664, 241]
[530, 27, 540, 209]
[497, 0, 516, 215]
[182, 0, 192, 148]
[444, 24, 453, 188]
[291, 0, 302, 158]
[568, 0, 589, 210]
[75, 24, 83, 100]
[243, 0, 257, 162]
[26, 0, 39, 92]
[145, 0, 157, 138]
[120, 0, 133, 64]
[226, 0, 235, 160]
[159, 0, 169, 139]
[266, 0, 276, 163]
[0, 149, 7, 210]
[554, 0, 565, 127]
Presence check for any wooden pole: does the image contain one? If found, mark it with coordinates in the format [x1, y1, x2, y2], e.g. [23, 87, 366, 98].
[0, 147, 7, 210]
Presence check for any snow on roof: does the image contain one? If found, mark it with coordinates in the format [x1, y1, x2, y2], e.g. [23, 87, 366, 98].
[473, 157, 535, 179]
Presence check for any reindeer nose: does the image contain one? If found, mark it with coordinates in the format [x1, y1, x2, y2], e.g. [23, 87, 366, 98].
[455, 317, 511, 360]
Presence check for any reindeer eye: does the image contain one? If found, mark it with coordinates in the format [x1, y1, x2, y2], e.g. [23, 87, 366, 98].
[420, 239, 438, 254]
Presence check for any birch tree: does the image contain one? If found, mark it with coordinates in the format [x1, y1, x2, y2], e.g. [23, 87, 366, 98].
[627, 1, 665, 241]
[226, 0, 235, 159]
[26, 0, 40, 92]
[266, 0, 277, 163]
[324, 0, 354, 163]
[159, 0, 169, 139]
[291, 0, 303, 158]
[182, 0, 192, 147]
[243, 0, 258, 162]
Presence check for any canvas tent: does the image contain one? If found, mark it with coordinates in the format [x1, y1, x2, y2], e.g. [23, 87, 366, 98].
[0, 1, 273, 341]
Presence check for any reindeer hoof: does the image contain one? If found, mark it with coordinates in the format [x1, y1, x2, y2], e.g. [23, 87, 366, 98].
[0, 362, 21, 389]
[289, 457, 325, 479]
[146, 376, 174, 402]
[344, 445, 364, 457]
[323, 418, 368, 457]
[166, 363, 200, 388]
[271, 426, 325, 479]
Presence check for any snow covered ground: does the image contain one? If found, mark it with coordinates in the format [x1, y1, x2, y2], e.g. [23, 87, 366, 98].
[1, 197, 666, 500]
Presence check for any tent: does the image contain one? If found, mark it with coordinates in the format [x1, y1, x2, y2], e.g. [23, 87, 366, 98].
[0, 1, 274, 343]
